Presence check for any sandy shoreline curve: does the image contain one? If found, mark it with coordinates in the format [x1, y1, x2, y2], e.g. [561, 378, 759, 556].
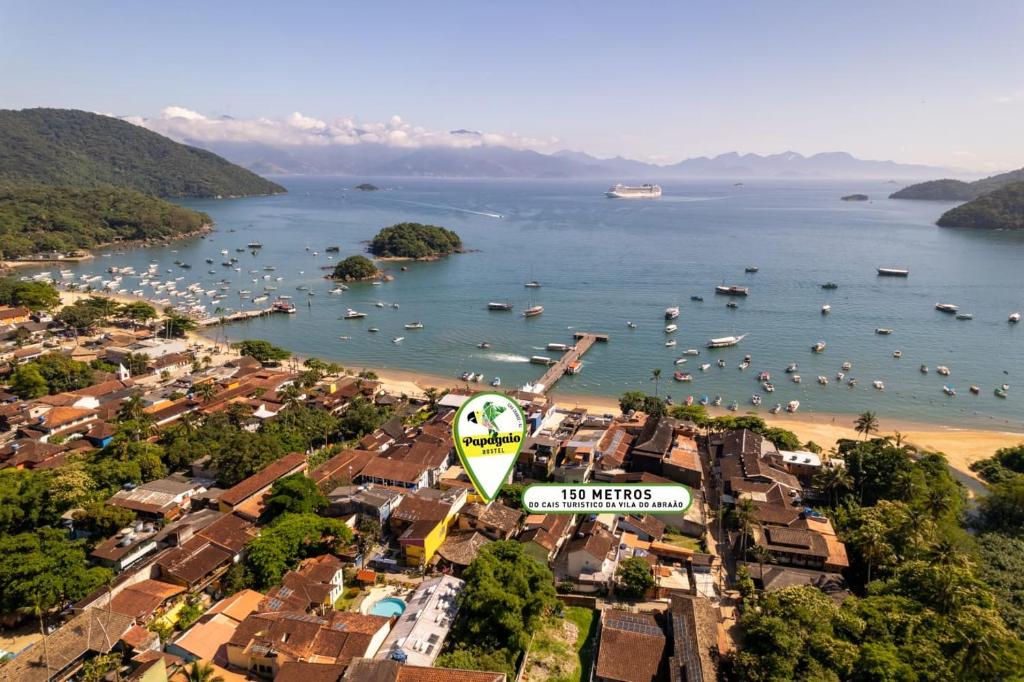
[51, 290, 1023, 481]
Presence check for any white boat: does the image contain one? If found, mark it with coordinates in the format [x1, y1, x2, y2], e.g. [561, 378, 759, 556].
[344, 309, 367, 319]
[786, 362, 799, 373]
[665, 324, 678, 333]
[700, 363, 711, 371]
[1010, 312, 1021, 323]
[956, 313, 973, 320]
[786, 400, 800, 413]
[375, 301, 385, 308]
[547, 343, 571, 351]
[738, 360, 750, 370]
[811, 341, 827, 353]
[893, 350, 902, 358]
[606, 183, 662, 199]
[404, 322, 424, 330]
[817, 376, 829, 385]
[491, 377, 501, 387]
[769, 403, 782, 414]
[523, 306, 544, 317]
[626, 321, 638, 328]
[674, 357, 687, 365]
[877, 267, 909, 277]
[683, 349, 700, 356]
[836, 372, 845, 381]
[875, 328, 894, 335]
[392, 336, 405, 343]
[821, 304, 831, 314]
[664, 306, 680, 320]
[937, 366, 950, 376]
[943, 384, 956, 396]
[751, 395, 762, 406]
[873, 380, 885, 390]
[842, 362, 852, 371]
[792, 375, 802, 383]
[762, 382, 774, 393]
[524, 281, 542, 288]
[706, 334, 747, 349]
[665, 339, 677, 347]
[935, 303, 959, 313]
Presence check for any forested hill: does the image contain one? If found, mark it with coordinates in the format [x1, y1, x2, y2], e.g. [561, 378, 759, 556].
[936, 182, 1024, 230]
[0, 184, 211, 258]
[0, 108, 285, 198]
[891, 166, 1024, 201]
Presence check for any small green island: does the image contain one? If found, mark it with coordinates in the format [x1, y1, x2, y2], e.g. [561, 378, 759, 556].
[841, 194, 869, 201]
[368, 222, 463, 260]
[354, 183, 379, 191]
[331, 255, 381, 281]
[937, 181, 1024, 230]
[890, 166, 1024, 201]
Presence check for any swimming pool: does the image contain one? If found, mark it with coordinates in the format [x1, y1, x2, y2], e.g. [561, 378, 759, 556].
[369, 597, 407, 617]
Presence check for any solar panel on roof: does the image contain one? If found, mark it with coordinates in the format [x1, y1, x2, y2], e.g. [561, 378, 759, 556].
[607, 615, 662, 637]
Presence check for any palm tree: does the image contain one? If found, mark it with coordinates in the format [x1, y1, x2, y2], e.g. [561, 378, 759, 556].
[281, 383, 304, 410]
[18, 595, 50, 679]
[185, 661, 224, 682]
[853, 521, 889, 583]
[731, 497, 760, 558]
[194, 382, 217, 404]
[814, 465, 852, 506]
[424, 387, 440, 411]
[751, 544, 775, 586]
[896, 506, 934, 559]
[854, 411, 879, 439]
[650, 368, 662, 398]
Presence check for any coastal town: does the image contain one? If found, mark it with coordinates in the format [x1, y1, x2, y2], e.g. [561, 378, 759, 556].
[4, 269, 1021, 682]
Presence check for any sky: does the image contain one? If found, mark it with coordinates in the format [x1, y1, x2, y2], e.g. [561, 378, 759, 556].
[2, 1, 1023, 171]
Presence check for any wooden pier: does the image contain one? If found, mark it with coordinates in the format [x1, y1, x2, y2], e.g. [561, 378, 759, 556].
[196, 307, 290, 326]
[534, 332, 608, 392]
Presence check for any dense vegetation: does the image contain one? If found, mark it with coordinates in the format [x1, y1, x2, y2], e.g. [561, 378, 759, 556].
[0, 184, 210, 259]
[969, 444, 1024, 484]
[232, 338, 292, 364]
[368, 222, 463, 259]
[242, 513, 352, 588]
[727, 436, 1024, 680]
[936, 181, 1024, 230]
[891, 166, 1024, 200]
[331, 254, 379, 280]
[437, 541, 558, 676]
[0, 108, 285, 198]
[10, 352, 94, 398]
[0, 278, 60, 309]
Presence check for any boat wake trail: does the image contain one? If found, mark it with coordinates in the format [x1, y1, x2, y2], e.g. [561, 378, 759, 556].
[477, 352, 531, 363]
[386, 198, 502, 218]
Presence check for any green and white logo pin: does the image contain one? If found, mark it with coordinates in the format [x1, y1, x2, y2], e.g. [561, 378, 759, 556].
[452, 392, 527, 502]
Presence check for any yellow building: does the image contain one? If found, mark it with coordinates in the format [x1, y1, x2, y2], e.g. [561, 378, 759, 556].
[391, 489, 466, 566]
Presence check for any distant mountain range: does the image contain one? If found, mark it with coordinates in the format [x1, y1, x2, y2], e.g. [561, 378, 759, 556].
[183, 140, 955, 180]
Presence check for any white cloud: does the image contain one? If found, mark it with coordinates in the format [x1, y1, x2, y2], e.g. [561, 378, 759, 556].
[993, 90, 1024, 104]
[124, 106, 558, 151]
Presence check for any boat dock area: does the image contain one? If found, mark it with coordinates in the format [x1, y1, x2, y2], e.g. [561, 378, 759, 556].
[196, 306, 291, 326]
[533, 332, 608, 392]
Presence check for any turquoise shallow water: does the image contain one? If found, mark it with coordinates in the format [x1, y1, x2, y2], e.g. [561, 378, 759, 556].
[35, 177, 1024, 430]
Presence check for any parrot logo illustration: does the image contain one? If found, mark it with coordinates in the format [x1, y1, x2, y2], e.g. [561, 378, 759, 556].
[466, 401, 506, 436]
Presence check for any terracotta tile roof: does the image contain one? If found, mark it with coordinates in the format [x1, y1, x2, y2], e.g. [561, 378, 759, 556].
[437, 531, 491, 566]
[311, 449, 376, 485]
[229, 611, 389, 667]
[219, 451, 307, 507]
[567, 522, 616, 560]
[595, 609, 666, 682]
[108, 579, 185, 620]
[205, 588, 265, 623]
[1, 608, 134, 682]
[620, 514, 666, 541]
[461, 502, 522, 535]
[668, 594, 718, 682]
[72, 379, 133, 398]
[518, 514, 572, 553]
[41, 405, 97, 429]
[277, 661, 347, 682]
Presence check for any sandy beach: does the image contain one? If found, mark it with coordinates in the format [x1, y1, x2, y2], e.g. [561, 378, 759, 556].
[50, 289, 1022, 482]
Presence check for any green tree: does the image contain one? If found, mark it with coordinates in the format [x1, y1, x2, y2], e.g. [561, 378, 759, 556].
[232, 339, 292, 364]
[9, 364, 48, 399]
[338, 397, 389, 440]
[185, 660, 225, 682]
[17, 353, 93, 394]
[265, 473, 327, 520]
[331, 255, 379, 280]
[731, 497, 760, 559]
[368, 222, 463, 258]
[72, 502, 136, 540]
[616, 556, 655, 599]
[854, 411, 880, 439]
[814, 465, 852, 506]
[244, 513, 352, 588]
[118, 300, 157, 327]
[0, 278, 61, 309]
[650, 368, 662, 398]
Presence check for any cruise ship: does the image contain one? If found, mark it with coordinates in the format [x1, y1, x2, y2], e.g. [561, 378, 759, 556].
[606, 183, 662, 199]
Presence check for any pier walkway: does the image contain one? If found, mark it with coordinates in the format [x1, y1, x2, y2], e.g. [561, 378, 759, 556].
[534, 332, 609, 392]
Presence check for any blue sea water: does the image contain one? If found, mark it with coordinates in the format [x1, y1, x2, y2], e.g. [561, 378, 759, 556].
[40, 177, 1024, 430]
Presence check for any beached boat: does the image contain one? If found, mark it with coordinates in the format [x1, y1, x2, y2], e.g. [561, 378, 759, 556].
[728, 401, 739, 411]
[488, 301, 514, 311]
[786, 400, 800, 413]
[811, 341, 827, 353]
[935, 303, 959, 313]
[699, 395, 710, 406]
[665, 324, 678, 333]
[770, 403, 782, 414]
[715, 285, 749, 296]
[706, 334, 747, 349]
[877, 267, 909, 277]
[665, 306, 680, 320]
[713, 396, 723, 406]
[523, 305, 544, 317]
